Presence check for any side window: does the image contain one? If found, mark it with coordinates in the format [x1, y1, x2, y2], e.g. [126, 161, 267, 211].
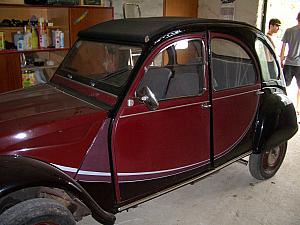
[137, 39, 205, 101]
[211, 38, 256, 91]
[255, 39, 280, 81]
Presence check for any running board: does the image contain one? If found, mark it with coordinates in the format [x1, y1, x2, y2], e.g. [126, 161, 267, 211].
[237, 158, 248, 166]
[117, 152, 251, 212]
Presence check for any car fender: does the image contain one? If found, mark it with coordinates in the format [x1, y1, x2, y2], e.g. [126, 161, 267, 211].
[253, 88, 298, 154]
[0, 155, 116, 225]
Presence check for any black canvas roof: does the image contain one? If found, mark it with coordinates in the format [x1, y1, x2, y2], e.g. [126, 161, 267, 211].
[78, 17, 255, 44]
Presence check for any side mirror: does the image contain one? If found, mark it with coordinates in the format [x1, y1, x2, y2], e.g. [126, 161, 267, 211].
[136, 86, 159, 111]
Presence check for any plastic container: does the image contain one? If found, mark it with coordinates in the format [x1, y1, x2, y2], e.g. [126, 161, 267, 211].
[35, 69, 47, 84]
[0, 32, 4, 50]
[17, 33, 24, 51]
[60, 32, 64, 48]
[14, 31, 22, 48]
[38, 17, 47, 48]
[53, 30, 61, 48]
[22, 70, 30, 88]
[24, 26, 32, 50]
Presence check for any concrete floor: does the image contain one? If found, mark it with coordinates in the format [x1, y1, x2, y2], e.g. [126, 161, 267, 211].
[78, 128, 300, 225]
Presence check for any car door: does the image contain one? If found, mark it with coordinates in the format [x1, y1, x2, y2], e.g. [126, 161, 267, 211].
[209, 33, 261, 166]
[112, 34, 211, 203]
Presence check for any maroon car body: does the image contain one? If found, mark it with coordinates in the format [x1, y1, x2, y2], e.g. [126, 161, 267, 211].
[0, 17, 298, 225]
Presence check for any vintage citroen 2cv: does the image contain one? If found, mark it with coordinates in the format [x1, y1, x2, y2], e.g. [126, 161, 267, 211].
[0, 17, 298, 225]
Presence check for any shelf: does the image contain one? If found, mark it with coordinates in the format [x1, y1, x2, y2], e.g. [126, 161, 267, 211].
[0, 47, 68, 55]
[0, 4, 113, 93]
[0, 26, 62, 30]
[21, 64, 59, 71]
[0, 3, 112, 9]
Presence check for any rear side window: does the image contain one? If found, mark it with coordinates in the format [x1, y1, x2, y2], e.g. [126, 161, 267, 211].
[255, 39, 280, 81]
[211, 38, 256, 90]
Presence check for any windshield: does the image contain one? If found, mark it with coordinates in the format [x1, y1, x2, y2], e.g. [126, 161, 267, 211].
[57, 40, 142, 94]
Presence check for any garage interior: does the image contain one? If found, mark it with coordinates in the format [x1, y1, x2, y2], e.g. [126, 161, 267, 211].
[0, 0, 299, 225]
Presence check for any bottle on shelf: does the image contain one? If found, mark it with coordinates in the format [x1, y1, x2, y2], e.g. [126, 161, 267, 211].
[24, 26, 32, 50]
[0, 32, 5, 50]
[31, 26, 38, 49]
[52, 29, 64, 48]
[14, 31, 22, 48]
[38, 17, 47, 48]
[60, 31, 64, 48]
[53, 29, 61, 48]
[17, 33, 24, 51]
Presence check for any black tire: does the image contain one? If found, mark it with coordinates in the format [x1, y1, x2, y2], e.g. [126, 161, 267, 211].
[249, 142, 287, 180]
[0, 198, 76, 225]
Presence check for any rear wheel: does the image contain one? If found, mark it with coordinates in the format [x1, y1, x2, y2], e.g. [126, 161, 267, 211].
[0, 198, 76, 225]
[249, 142, 287, 180]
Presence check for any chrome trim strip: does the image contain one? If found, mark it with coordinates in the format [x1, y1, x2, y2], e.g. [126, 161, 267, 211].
[117, 151, 251, 212]
[118, 160, 210, 183]
[51, 163, 111, 177]
[52, 159, 209, 178]
[120, 101, 209, 118]
[78, 171, 111, 176]
[212, 89, 260, 101]
[51, 163, 78, 173]
[118, 160, 208, 176]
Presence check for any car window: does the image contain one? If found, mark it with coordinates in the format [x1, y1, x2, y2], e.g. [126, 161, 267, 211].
[59, 40, 142, 88]
[137, 39, 205, 101]
[255, 39, 280, 81]
[211, 38, 256, 90]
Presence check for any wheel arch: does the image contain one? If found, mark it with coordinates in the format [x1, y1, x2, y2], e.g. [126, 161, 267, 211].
[0, 155, 116, 225]
[253, 88, 298, 154]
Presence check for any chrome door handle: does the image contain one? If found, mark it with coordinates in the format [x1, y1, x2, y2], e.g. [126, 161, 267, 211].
[256, 90, 264, 95]
[201, 102, 211, 109]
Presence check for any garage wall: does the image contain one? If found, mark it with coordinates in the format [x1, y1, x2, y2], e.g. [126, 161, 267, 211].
[112, 0, 164, 19]
[198, 0, 264, 28]
[112, 0, 264, 29]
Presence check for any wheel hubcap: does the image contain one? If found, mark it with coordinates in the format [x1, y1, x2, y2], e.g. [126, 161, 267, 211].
[262, 145, 282, 174]
[267, 146, 280, 166]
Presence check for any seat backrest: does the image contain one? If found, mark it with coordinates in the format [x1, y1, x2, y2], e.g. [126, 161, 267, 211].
[166, 72, 200, 98]
[138, 67, 172, 100]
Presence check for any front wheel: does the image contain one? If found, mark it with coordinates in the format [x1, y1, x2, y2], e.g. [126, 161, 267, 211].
[0, 198, 76, 225]
[249, 142, 287, 180]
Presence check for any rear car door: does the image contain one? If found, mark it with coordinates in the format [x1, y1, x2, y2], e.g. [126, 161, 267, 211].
[112, 34, 211, 204]
[209, 33, 261, 166]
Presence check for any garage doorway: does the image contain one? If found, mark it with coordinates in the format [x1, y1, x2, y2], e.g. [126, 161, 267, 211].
[264, 0, 300, 55]
[264, 0, 300, 108]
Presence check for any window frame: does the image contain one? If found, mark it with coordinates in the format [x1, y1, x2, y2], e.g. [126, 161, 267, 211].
[210, 36, 259, 91]
[254, 37, 281, 82]
[137, 37, 207, 101]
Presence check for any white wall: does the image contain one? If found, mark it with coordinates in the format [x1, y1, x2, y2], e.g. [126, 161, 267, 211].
[198, 0, 264, 28]
[112, 0, 163, 19]
[111, 0, 263, 29]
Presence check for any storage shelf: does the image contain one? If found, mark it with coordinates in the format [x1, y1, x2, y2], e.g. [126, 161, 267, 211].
[0, 3, 111, 9]
[0, 47, 68, 55]
[0, 3, 113, 93]
[0, 26, 62, 30]
[21, 65, 59, 71]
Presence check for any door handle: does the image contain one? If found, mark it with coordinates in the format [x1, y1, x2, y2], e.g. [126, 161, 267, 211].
[201, 102, 211, 109]
[256, 90, 264, 95]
